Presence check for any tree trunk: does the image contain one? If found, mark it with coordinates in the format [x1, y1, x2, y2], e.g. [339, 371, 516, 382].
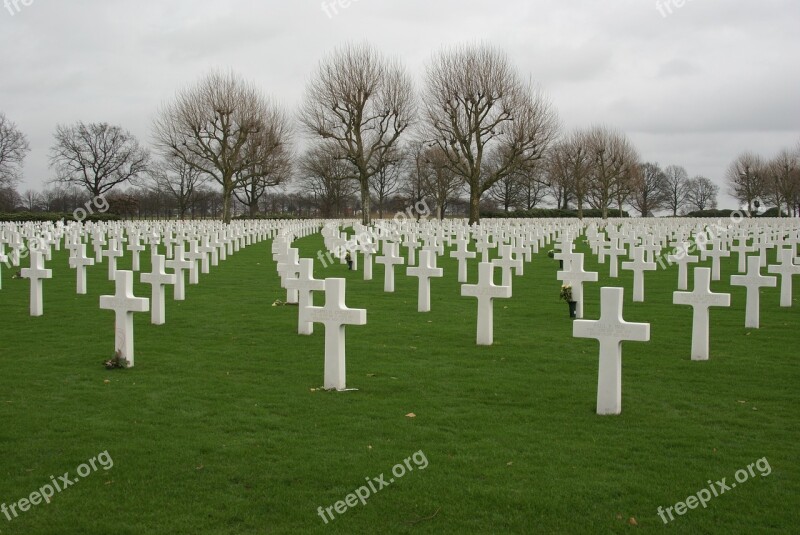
[222, 186, 233, 224]
[360, 180, 371, 225]
[469, 190, 481, 225]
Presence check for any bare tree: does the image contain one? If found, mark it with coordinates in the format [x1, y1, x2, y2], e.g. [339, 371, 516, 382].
[233, 115, 294, 218]
[0, 186, 21, 211]
[49, 121, 149, 198]
[150, 157, 208, 218]
[0, 113, 30, 187]
[21, 189, 42, 211]
[298, 143, 359, 218]
[300, 43, 414, 225]
[488, 171, 522, 213]
[401, 140, 433, 218]
[369, 145, 404, 218]
[153, 71, 290, 223]
[765, 148, 798, 216]
[517, 162, 549, 210]
[421, 44, 558, 224]
[584, 125, 639, 219]
[630, 162, 667, 216]
[661, 165, 689, 216]
[548, 131, 592, 217]
[421, 145, 463, 219]
[685, 176, 719, 211]
[725, 152, 765, 212]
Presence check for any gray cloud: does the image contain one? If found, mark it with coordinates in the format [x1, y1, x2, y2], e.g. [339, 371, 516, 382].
[1, 0, 798, 207]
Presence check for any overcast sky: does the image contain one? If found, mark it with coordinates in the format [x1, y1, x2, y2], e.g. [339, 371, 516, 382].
[2, 0, 798, 208]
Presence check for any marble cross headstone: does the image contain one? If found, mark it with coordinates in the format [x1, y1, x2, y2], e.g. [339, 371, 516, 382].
[449, 238, 476, 283]
[305, 278, 367, 391]
[767, 248, 800, 307]
[21, 249, 53, 317]
[375, 242, 404, 292]
[731, 255, 777, 328]
[667, 242, 699, 291]
[165, 246, 192, 301]
[103, 239, 124, 281]
[621, 246, 656, 302]
[573, 287, 650, 415]
[68, 242, 95, 295]
[99, 270, 150, 367]
[285, 258, 326, 335]
[673, 267, 731, 360]
[406, 249, 443, 312]
[140, 254, 176, 325]
[556, 252, 598, 319]
[461, 262, 511, 345]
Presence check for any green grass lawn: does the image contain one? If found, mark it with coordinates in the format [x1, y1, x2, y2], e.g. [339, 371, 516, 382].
[0, 231, 798, 534]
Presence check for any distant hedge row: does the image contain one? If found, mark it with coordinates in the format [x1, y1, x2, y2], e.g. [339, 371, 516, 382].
[481, 208, 630, 219]
[232, 214, 299, 220]
[0, 212, 122, 223]
[683, 208, 787, 217]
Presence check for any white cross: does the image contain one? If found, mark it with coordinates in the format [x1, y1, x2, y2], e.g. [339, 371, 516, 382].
[277, 247, 301, 304]
[730, 237, 754, 273]
[360, 240, 377, 281]
[673, 267, 731, 360]
[99, 270, 150, 367]
[767, 248, 800, 308]
[305, 278, 367, 391]
[141, 254, 176, 325]
[127, 237, 145, 272]
[605, 239, 625, 278]
[285, 258, 326, 335]
[461, 262, 511, 345]
[103, 239, 124, 280]
[165, 246, 193, 301]
[0, 245, 7, 290]
[731, 255, 777, 328]
[376, 242, 404, 292]
[449, 238, 476, 283]
[406, 249, 443, 312]
[68, 242, 95, 295]
[492, 245, 523, 288]
[667, 242, 699, 291]
[556, 252, 598, 319]
[700, 240, 730, 281]
[621, 246, 656, 302]
[573, 287, 650, 415]
[184, 240, 202, 285]
[402, 234, 420, 266]
[21, 249, 52, 317]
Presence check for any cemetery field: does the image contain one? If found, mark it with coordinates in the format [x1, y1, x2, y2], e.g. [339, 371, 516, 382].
[0, 232, 798, 534]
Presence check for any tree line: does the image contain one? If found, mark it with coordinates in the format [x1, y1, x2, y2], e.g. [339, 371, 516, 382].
[1, 43, 798, 222]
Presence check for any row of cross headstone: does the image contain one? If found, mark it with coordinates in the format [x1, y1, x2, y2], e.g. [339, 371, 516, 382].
[1, 220, 321, 367]
[279, 217, 799, 416]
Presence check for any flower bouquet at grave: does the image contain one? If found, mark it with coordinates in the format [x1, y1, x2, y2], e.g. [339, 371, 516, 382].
[103, 351, 129, 370]
[559, 284, 573, 302]
[560, 284, 577, 318]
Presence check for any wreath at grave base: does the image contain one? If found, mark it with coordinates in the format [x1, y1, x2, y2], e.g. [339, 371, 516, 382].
[103, 351, 130, 370]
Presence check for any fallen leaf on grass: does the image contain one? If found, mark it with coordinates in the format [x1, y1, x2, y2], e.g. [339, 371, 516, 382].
[405, 413, 416, 418]
[628, 517, 638, 526]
